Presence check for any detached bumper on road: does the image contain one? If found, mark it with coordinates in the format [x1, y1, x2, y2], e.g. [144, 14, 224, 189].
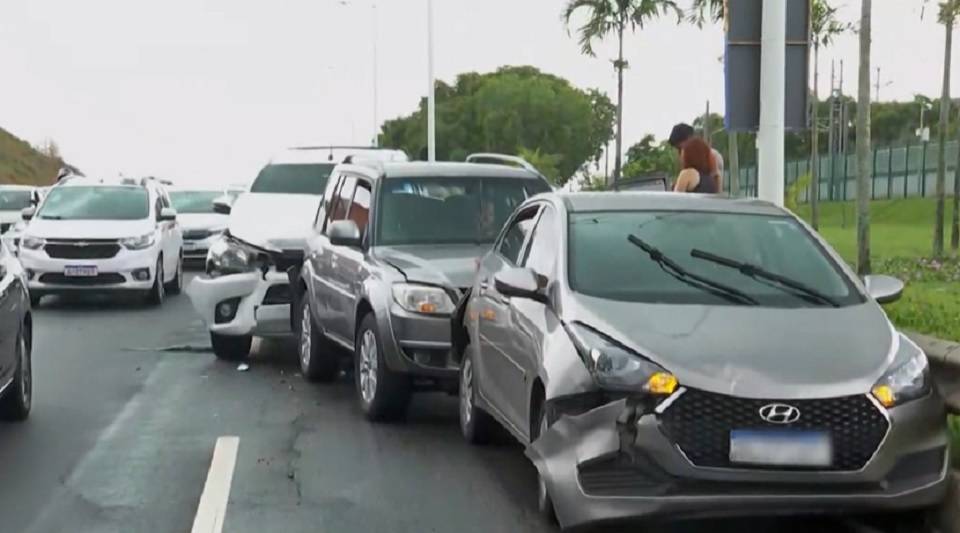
[187, 270, 292, 337]
[527, 392, 949, 530]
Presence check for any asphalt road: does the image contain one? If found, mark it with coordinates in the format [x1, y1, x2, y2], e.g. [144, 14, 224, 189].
[0, 274, 929, 533]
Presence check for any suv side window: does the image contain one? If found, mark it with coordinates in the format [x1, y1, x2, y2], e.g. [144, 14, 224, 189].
[316, 173, 343, 230]
[521, 205, 559, 280]
[497, 205, 540, 265]
[347, 181, 372, 239]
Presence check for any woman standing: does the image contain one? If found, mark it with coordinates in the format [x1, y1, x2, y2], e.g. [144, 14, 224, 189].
[673, 138, 720, 194]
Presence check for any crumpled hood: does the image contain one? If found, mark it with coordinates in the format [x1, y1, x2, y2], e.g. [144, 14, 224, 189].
[24, 218, 155, 240]
[570, 296, 897, 399]
[373, 244, 488, 288]
[226, 193, 320, 250]
[178, 213, 228, 232]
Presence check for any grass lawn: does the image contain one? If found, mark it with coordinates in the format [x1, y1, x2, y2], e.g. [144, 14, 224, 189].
[794, 197, 960, 342]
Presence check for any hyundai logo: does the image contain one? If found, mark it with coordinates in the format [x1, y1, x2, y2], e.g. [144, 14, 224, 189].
[758, 403, 801, 424]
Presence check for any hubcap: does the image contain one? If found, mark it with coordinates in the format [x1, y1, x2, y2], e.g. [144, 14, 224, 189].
[156, 261, 164, 300]
[359, 330, 378, 404]
[300, 302, 312, 368]
[177, 259, 183, 288]
[460, 357, 473, 428]
[537, 415, 549, 509]
[19, 335, 30, 408]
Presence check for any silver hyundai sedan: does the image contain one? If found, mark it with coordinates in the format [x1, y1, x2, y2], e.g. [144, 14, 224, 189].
[453, 192, 948, 530]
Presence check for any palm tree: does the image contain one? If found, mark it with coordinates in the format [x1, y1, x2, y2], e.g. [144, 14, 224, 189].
[810, 1, 850, 230]
[856, 0, 873, 275]
[563, 0, 682, 185]
[928, 0, 960, 258]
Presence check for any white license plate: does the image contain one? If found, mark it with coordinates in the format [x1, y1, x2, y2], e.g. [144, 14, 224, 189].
[729, 430, 832, 468]
[64, 265, 98, 277]
[183, 242, 198, 250]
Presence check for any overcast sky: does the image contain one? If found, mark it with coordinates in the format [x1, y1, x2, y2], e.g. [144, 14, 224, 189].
[0, 0, 948, 186]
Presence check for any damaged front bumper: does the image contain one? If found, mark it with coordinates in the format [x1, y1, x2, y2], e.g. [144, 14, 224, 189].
[526, 391, 949, 530]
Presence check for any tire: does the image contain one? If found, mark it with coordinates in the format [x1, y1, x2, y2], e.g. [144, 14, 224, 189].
[355, 313, 410, 422]
[166, 253, 183, 295]
[146, 257, 164, 306]
[210, 332, 252, 361]
[298, 298, 339, 383]
[0, 327, 31, 421]
[459, 346, 497, 445]
[29, 293, 42, 308]
[533, 408, 557, 525]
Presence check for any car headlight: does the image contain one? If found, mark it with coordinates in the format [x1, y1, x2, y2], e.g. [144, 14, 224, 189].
[391, 283, 456, 315]
[206, 235, 263, 277]
[565, 322, 678, 394]
[872, 340, 930, 408]
[21, 236, 44, 250]
[120, 233, 156, 250]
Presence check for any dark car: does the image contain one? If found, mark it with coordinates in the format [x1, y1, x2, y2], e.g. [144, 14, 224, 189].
[0, 240, 33, 422]
[455, 191, 946, 530]
[295, 155, 551, 421]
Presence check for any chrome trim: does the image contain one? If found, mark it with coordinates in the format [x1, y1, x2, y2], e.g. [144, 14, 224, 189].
[399, 339, 451, 350]
[654, 387, 686, 415]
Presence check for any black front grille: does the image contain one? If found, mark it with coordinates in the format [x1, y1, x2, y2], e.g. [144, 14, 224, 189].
[39, 273, 126, 286]
[660, 389, 889, 471]
[44, 240, 120, 259]
[183, 229, 212, 240]
[262, 284, 291, 305]
[272, 249, 304, 273]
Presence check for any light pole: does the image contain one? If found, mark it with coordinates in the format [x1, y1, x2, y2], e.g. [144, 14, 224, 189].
[757, 0, 786, 206]
[426, 0, 436, 161]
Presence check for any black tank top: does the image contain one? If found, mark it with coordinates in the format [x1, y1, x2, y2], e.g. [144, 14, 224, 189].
[691, 170, 718, 194]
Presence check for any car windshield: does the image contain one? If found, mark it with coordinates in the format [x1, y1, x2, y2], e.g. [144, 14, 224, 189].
[249, 163, 334, 195]
[568, 211, 863, 308]
[377, 177, 550, 245]
[0, 189, 33, 210]
[38, 186, 149, 220]
[170, 191, 222, 214]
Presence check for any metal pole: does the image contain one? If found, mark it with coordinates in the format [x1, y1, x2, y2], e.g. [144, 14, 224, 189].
[872, 147, 878, 199]
[372, 1, 379, 147]
[922, 141, 929, 197]
[426, 0, 436, 161]
[887, 145, 893, 199]
[828, 61, 836, 202]
[905, 142, 912, 197]
[757, 0, 786, 206]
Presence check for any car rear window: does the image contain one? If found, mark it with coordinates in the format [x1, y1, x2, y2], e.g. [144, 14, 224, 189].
[0, 190, 33, 210]
[250, 163, 334, 195]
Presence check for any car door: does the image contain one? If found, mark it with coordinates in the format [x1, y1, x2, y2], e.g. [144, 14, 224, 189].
[309, 174, 346, 336]
[475, 204, 540, 433]
[0, 244, 20, 383]
[322, 175, 357, 342]
[336, 179, 371, 338]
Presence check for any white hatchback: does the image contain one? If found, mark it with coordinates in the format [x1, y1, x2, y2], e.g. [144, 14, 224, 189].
[18, 177, 183, 306]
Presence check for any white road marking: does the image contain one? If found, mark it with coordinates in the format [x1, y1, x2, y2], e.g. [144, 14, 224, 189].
[191, 436, 240, 533]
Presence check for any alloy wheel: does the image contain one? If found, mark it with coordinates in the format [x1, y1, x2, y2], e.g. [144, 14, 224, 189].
[460, 356, 474, 428]
[300, 301, 312, 368]
[156, 260, 164, 301]
[359, 330, 378, 404]
[19, 334, 30, 410]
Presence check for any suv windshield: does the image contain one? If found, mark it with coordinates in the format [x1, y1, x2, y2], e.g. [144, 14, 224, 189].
[0, 189, 33, 210]
[250, 163, 334, 195]
[38, 186, 149, 221]
[377, 177, 550, 245]
[569, 211, 863, 307]
[170, 191, 222, 214]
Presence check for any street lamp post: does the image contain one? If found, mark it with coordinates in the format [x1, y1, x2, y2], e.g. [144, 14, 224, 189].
[426, 0, 436, 161]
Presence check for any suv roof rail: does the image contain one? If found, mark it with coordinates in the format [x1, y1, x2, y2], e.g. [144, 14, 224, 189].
[465, 153, 543, 177]
[343, 156, 387, 174]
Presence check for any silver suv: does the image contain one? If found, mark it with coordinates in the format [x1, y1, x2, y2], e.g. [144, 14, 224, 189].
[295, 156, 551, 421]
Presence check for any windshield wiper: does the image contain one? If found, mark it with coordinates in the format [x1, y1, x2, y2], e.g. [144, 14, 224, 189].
[627, 235, 757, 306]
[39, 215, 63, 220]
[690, 249, 840, 307]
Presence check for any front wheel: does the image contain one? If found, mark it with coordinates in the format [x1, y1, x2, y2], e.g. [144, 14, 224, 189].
[146, 258, 164, 306]
[355, 314, 410, 422]
[459, 347, 497, 445]
[298, 299, 339, 382]
[534, 411, 557, 525]
[0, 328, 31, 421]
[166, 253, 183, 295]
[210, 332, 251, 361]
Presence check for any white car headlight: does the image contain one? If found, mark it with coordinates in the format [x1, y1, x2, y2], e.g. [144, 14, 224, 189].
[391, 283, 456, 315]
[872, 343, 930, 408]
[120, 233, 156, 250]
[21, 236, 44, 250]
[206, 235, 262, 277]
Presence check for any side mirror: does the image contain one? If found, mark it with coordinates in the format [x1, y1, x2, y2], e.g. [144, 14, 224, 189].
[21, 207, 35, 221]
[494, 267, 546, 303]
[864, 274, 904, 304]
[158, 207, 177, 222]
[328, 220, 362, 247]
[212, 196, 233, 215]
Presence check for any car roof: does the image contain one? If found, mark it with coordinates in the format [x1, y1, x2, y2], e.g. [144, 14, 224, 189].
[55, 176, 157, 192]
[337, 161, 542, 181]
[552, 191, 788, 216]
[267, 147, 408, 166]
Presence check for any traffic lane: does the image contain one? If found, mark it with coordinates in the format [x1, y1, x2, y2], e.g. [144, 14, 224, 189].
[0, 281, 200, 533]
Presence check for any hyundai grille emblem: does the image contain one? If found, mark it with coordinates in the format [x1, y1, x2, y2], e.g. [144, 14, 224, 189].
[758, 403, 801, 424]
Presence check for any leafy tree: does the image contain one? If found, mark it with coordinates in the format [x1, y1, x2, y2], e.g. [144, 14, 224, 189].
[622, 134, 675, 177]
[563, 0, 681, 185]
[856, 0, 873, 275]
[379, 66, 614, 186]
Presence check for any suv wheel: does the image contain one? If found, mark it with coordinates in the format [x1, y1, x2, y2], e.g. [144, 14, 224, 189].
[166, 254, 183, 295]
[210, 332, 251, 361]
[146, 258, 164, 306]
[459, 347, 496, 444]
[0, 328, 31, 421]
[299, 299, 339, 382]
[355, 313, 410, 422]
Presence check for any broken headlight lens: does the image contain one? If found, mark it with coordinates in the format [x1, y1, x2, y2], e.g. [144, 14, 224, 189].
[206, 235, 262, 277]
[565, 322, 677, 395]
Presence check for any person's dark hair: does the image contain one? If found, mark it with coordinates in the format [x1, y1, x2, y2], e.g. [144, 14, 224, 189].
[668, 123, 695, 149]
[680, 138, 714, 174]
